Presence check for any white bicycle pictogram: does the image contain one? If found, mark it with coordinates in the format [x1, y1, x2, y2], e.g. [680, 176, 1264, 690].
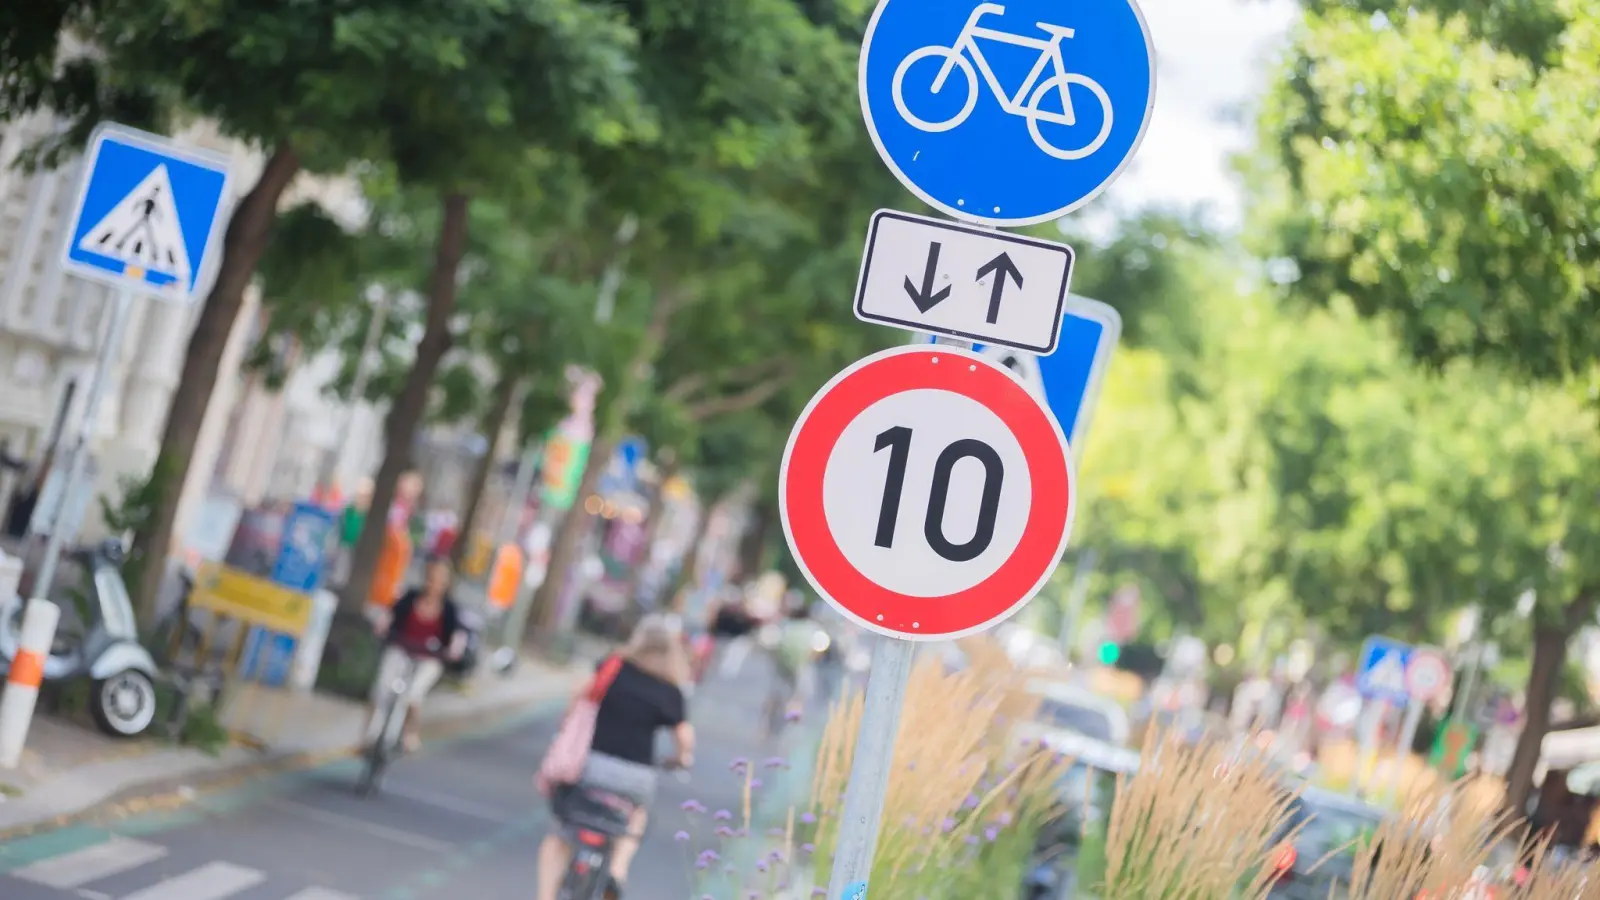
[891, 3, 1114, 161]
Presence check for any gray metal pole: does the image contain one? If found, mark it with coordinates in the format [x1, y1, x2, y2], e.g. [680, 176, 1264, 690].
[825, 332, 968, 898]
[825, 635, 916, 899]
[1389, 698, 1424, 801]
[31, 288, 134, 601]
[1059, 547, 1097, 660]
[496, 440, 542, 547]
[593, 214, 638, 325]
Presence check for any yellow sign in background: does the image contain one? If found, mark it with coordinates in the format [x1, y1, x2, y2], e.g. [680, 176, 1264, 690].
[189, 561, 314, 636]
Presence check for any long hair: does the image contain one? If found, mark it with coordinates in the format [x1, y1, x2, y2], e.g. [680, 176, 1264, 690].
[623, 614, 692, 686]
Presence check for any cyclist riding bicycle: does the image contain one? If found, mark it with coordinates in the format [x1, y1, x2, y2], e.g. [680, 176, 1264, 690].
[366, 557, 465, 752]
[535, 614, 695, 900]
[765, 593, 819, 728]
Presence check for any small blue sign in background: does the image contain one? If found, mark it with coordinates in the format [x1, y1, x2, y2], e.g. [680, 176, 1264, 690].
[1357, 636, 1413, 706]
[860, 0, 1156, 225]
[599, 436, 649, 495]
[271, 502, 337, 595]
[60, 124, 231, 299]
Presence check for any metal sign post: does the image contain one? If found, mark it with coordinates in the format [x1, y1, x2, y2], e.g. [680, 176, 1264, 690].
[29, 288, 133, 601]
[32, 123, 233, 601]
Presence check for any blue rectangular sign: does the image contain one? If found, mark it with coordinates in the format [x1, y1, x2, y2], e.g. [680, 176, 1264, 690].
[60, 124, 233, 302]
[927, 294, 1121, 449]
[271, 502, 337, 595]
[1356, 635, 1413, 705]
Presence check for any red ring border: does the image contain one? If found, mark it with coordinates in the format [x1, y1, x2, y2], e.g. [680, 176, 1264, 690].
[780, 345, 1074, 640]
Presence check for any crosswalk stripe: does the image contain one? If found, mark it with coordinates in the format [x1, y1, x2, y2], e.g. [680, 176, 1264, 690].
[282, 889, 361, 900]
[118, 861, 266, 900]
[11, 837, 168, 889]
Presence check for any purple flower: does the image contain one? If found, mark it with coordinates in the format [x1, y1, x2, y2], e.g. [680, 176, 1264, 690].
[801, 842, 815, 854]
[714, 809, 733, 821]
[764, 757, 788, 769]
[801, 812, 817, 824]
[756, 861, 769, 873]
[751, 778, 764, 789]
[997, 811, 1013, 826]
[681, 799, 707, 813]
[785, 708, 803, 722]
[697, 850, 721, 863]
[674, 830, 690, 842]
[941, 817, 957, 833]
[963, 794, 979, 809]
[716, 826, 736, 838]
[985, 826, 999, 841]
[965, 834, 980, 845]
[730, 758, 750, 773]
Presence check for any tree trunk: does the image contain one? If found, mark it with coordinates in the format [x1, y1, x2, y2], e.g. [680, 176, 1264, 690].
[1504, 590, 1596, 817]
[665, 497, 716, 612]
[736, 498, 773, 582]
[621, 455, 677, 606]
[528, 289, 680, 636]
[529, 432, 616, 636]
[130, 143, 302, 621]
[451, 370, 518, 569]
[340, 192, 470, 613]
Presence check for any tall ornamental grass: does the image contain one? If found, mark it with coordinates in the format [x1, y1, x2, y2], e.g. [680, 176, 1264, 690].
[805, 656, 1076, 897]
[1099, 729, 1302, 900]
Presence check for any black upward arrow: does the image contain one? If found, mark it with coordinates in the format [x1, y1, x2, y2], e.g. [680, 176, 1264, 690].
[976, 252, 1024, 324]
[903, 242, 952, 313]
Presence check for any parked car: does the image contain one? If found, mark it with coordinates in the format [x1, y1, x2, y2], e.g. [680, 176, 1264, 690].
[1021, 735, 1140, 900]
[1268, 786, 1387, 899]
[1016, 678, 1132, 748]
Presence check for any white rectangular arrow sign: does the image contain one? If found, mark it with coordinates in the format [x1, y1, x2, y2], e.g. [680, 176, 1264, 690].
[852, 209, 1076, 355]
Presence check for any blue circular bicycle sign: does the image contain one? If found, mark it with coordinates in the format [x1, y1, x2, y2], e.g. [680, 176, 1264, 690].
[860, 0, 1156, 226]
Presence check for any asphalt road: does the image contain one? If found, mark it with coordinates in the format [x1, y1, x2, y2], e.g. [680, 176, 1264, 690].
[0, 648, 829, 900]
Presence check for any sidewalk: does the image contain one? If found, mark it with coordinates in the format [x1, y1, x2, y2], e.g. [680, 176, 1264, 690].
[0, 651, 589, 834]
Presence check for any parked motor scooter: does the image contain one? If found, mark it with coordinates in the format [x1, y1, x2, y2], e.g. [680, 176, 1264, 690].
[0, 539, 162, 738]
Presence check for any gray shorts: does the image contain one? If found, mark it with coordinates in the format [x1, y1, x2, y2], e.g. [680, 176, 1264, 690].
[579, 752, 659, 807]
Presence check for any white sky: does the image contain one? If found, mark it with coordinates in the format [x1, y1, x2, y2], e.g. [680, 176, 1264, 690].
[1094, 0, 1299, 230]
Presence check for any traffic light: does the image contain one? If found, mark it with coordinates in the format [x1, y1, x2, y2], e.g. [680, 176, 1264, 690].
[1097, 641, 1121, 665]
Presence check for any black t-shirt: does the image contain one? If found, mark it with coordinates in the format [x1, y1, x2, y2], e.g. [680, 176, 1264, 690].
[590, 659, 687, 765]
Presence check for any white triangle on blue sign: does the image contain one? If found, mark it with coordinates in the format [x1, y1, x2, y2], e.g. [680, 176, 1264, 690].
[78, 163, 192, 290]
[1367, 651, 1406, 695]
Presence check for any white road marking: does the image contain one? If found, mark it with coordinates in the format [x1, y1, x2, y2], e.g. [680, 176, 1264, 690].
[265, 798, 453, 853]
[12, 837, 168, 888]
[118, 861, 265, 900]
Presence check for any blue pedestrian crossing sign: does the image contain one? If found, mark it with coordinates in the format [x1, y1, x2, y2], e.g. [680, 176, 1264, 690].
[59, 123, 233, 303]
[924, 295, 1120, 449]
[1357, 636, 1413, 706]
[859, 0, 1156, 226]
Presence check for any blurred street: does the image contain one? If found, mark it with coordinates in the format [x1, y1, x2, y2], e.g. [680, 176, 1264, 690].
[0, 651, 824, 900]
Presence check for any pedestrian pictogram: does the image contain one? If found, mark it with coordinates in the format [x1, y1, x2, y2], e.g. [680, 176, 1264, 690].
[60, 123, 233, 302]
[77, 164, 191, 286]
[855, 209, 1075, 353]
[1356, 636, 1413, 705]
[860, 0, 1157, 225]
[779, 345, 1074, 641]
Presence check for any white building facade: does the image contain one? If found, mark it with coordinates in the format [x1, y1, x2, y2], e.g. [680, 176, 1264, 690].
[0, 111, 380, 560]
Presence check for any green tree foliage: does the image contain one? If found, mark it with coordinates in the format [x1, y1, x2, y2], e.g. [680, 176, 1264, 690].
[1256, 0, 1600, 812]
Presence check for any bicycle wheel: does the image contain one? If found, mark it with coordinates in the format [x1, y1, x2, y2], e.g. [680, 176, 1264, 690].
[1024, 72, 1114, 161]
[356, 696, 401, 796]
[891, 45, 978, 133]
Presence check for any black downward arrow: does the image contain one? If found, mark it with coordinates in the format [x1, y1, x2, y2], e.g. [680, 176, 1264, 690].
[976, 252, 1024, 324]
[903, 242, 952, 313]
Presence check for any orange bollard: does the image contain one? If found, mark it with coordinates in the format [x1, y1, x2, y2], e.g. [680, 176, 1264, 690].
[486, 544, 525, 612]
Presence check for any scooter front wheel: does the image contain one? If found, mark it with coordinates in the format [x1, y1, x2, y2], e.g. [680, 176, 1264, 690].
[90, 669, 159, 738]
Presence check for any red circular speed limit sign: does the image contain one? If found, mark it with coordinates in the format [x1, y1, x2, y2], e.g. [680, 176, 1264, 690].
[780, 345, 1075, 640]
